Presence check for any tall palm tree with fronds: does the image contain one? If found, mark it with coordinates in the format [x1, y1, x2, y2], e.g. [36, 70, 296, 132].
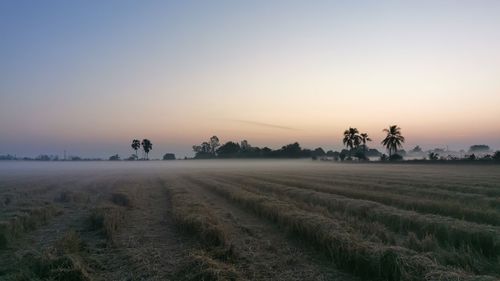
[141, 139, 152, 160]
[360, 133, 372, 153]
[381, 125, 405, 157]
[343, 128, 362, 157]
[131, 139, 141, 158]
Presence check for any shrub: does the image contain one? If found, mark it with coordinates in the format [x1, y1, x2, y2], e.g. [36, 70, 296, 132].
[163, 153, 176, 160]
[428, 152, 439, 160]
[354, 151, 368, 160]
[493, 151, 500, 161]
[389, 154, 403, 161]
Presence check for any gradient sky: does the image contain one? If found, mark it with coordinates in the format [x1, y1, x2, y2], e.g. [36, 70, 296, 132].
[1, 1, 500, 158]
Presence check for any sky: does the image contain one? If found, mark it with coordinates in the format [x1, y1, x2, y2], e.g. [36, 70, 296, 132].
[1, 0, 500, 158]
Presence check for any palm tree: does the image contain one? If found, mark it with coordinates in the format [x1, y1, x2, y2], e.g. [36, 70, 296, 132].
[141, 139, 152, 160]
[343, 127, 362, 157]
[360, 133, 372, 153]
[131, 139, 140, 158]
[381, 125, 405, 157]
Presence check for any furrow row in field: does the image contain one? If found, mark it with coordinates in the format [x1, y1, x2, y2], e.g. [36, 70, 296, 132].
[208, 175, 500, 275]
[184, 176, 497, 281]
[165, 176, 357, 281]
[249, 169, 500, 200]
[219, 175, 500, 247]
[164, 179, 230, 248]
[246, 172, 500, 209]
[328, 166, 500, 190]
[268, 169, 500, 197]
[244, 174, 500, 226]
[201, 176, 402, 247]
[209, 175, 500, 272]
[161, 178, 243, 280]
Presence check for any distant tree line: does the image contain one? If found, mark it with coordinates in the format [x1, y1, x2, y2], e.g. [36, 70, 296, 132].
[192, 136, 314, 159]
[1, 128, 499, 162]
[188, 126, 500, 162]
[0, 154, 103, 161]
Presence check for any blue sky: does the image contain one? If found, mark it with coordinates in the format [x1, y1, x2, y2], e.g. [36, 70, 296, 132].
[1, 1, 500, 158]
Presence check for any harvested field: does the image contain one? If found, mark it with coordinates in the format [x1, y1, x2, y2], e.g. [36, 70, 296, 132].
[0, 160, 499, 280]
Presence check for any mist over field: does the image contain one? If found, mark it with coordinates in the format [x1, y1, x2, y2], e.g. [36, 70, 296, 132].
[1, 160, 500, 280]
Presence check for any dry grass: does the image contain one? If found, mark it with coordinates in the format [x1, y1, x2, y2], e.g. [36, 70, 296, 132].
[87, 204, 125, 243]
[164, 182, 229, 248]
[0, 205, 59, 249]
[1, 161, 499, 281]
[249, 175, 500, 226]
[55, 190, 89, 204]
[218, 176, 500, 258]
[8, 230, 92, 281]
[110, 192, 133, 208]
[173, 251, 241, 281]
[162, 180, 245, 279]
[189, 177, 498, 281]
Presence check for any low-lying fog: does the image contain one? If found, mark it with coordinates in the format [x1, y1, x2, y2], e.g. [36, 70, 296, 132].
[0, 159, 320, 176]
[2, 159, 499, 182]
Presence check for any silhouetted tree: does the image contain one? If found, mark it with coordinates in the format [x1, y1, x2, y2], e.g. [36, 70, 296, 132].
[261, 147, 272, 157]
[343, 128, 362, 158]
[192, 137, 318, 159]
[411, 145, 423, 153]
[36, 155, 51, 161]
[240, 140, 258, 157]
[141, 139, 152, 160]
[193, 138, 216, 158]
[493, 151, 500, 161]
[217, 141, 241, 158]
[278, 142, 303, 158]
[313, 147, 326, 157]
[469, 145, 490, 153]
[127, 154, 138, 161]
[0, 154, 16, 160]
[163, 153, 176, 160]
[209, 136, 220, 157]
[428, 152, 439, 160]
[381, 125, 405, 157]
[339, 151, 347, 161]
[360, 133, 372, 154]
[131, 139, 141, 158]
[240, 140, 251, 151]
[109, 154, 120, 161]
